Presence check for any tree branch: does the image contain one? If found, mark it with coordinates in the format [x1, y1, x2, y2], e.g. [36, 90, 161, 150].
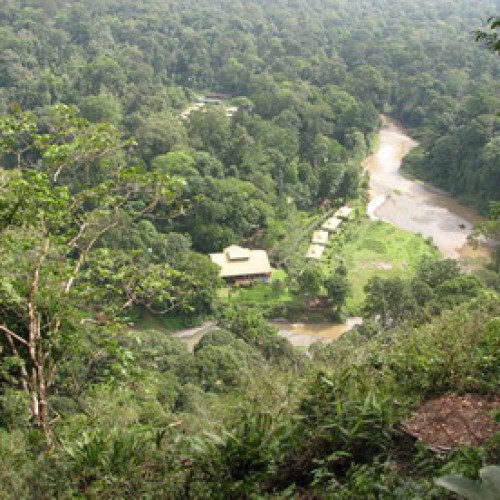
[0, 324, 29, 346]
[63, 220, 119, 293]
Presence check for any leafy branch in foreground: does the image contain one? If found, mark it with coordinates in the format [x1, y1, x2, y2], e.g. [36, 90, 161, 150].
[0, 106, 184, 446]
[474, 16, 500, 54]
[436, 465, 500, 500]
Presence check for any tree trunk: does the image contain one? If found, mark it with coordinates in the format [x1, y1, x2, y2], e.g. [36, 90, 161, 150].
[26, 239, 55, 447]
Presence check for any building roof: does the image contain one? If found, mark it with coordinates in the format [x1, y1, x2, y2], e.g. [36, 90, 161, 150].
[306, 244, 325, 259]
[322, 217, 343, 232]
[334, 206, 353, 219]
[209, 245, 272, 278]
[205, 92, 232, 99]
[226, 245, 251, 260]
[225, 106, 239, 117]
[311, 230, 329, 245]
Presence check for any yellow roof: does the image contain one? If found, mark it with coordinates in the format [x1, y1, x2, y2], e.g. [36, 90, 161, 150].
[225, 245, 251, 260]
[312, 230, 329, 245]
[209, 245, 272, 278]
[334, 206, 353, 219]
[306, 244, 325, 259]
[322, 217, 343, 231]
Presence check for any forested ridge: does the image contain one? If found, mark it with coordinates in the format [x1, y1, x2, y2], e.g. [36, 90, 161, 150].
[1, 0, 498, 214]
[0, 0, 499, 497]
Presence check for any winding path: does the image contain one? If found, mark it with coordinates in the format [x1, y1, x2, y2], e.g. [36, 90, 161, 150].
[173, 321, 217, 351]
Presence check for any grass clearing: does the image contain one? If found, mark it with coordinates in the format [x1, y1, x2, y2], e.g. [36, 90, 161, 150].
[272, 269, 287, 280]
[228, 269, 294, 305]
[232, 283, 294, 304]
[131, 309, 194, 332]
[326, 219, 440, 313]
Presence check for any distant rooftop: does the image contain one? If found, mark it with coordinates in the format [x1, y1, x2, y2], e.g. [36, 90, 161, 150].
[311, 230, 329, 245]
[322, 217, 343, 232]
[225, 106, 239, 117]
[205, 92, 232, 99]
[226, 245, 251, 261]
[334, 206, 353, 219]
[306, 244, 326, 259]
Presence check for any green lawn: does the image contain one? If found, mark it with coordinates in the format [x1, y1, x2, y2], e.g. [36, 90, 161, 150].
[272, 269, 287, 280]
[223, 215, 440, 315]
[326, 219, 441, 313]
[226, 269, 294, 305]
[131, 309, 194, 332]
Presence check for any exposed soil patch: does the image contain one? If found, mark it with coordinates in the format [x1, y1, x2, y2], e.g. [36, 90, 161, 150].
[403, 394, 500, 450]
[376, 262, 393, 270]
[306, 297, 330, 309]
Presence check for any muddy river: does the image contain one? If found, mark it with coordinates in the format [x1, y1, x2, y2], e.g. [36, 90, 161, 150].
[365, 116, 483, 258]
[175, 318, 364, 351]
[272, 317, 363, 348]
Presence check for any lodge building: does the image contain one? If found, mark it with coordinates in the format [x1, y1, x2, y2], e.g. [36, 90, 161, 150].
[209, 245, 272, 284]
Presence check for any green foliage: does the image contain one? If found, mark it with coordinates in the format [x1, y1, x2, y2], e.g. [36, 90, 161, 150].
[0, 106, 191, 444]
[325, 265, 351, 317]
[187, 410, 289, 498]
[134, 111, 188, 163]
[0, 1, 498, 497]
[194, 328, 252, 353]
[363, 258, 485, 328]
[79, 93, 123, 125]
[471, 202, 500, 280]
[295, 264, 324, 299]
[64, 429, 146, 475]
[0, 430, 32, 497]
[475, 16, 500, 53]
[416, 258, 461, 289]
[33, 426, 185, 498]
[436, 465, 500, 500]
[279, 369, 395, 489]
[364, 276, 416, 327]
[217, 305, 301, 366]
[193, 344, 252, 392]
[379, 299, 500, 395]
[152, 151, 198, 178]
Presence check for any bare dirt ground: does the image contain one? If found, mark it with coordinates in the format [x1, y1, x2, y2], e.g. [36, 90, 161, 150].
[403, 394, 500, 449]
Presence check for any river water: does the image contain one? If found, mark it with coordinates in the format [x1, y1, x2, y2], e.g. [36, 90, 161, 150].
[272, 317, 363, 348]
[365, 117, 483, 259]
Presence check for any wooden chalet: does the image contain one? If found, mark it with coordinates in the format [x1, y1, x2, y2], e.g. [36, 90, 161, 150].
[209, 245, 272, 283]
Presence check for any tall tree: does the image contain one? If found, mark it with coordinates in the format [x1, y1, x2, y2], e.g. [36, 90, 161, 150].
[0, 106, 182, 445]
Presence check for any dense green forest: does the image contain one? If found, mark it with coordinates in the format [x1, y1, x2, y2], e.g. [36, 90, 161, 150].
[0, 0, 499, 497]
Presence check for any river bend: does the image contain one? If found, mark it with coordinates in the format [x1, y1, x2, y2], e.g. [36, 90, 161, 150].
[365, 117, 482, 258]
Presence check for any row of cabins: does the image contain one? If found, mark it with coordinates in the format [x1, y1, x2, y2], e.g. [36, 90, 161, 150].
[208, 206, 354, 283]
[306, 206, 353, 260]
